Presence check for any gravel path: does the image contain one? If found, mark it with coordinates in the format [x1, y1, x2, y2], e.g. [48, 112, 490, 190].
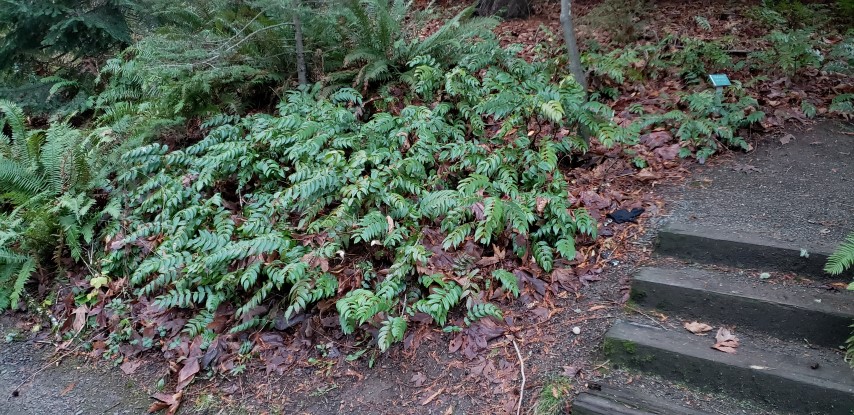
[0, 316, 152, 415]
[666, 120, 854, 251]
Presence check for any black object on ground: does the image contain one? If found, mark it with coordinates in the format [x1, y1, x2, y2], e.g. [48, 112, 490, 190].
[607, 208, 645, 224]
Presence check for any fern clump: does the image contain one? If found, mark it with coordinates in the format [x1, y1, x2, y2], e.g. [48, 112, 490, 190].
[0, 101, 113, 309]
[639, 87, 765, 162]
[108, 46, 632, 351]
[332, 3, 498, 89]
[752, 30, 823, 77]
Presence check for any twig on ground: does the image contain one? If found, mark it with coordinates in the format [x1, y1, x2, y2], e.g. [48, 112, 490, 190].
[625, 305, 669, 330]
[509, 335, 526, 415]
[592, 359, 611, 372]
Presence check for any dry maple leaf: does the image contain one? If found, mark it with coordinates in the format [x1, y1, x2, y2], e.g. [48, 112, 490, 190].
[712, 327, 740, 354]
[683, 321, 713, 335]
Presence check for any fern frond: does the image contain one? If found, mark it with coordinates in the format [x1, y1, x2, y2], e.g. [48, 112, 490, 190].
[826, 233, 854, 275]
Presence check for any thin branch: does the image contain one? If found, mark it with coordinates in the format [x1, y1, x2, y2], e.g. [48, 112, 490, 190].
[222, 22, 294, 55]
[510, 336, 526, 415]
[625, 304, 669, 330]
[225, 10, 267, 44]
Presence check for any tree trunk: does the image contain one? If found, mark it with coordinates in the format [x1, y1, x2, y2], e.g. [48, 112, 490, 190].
[476, 0, 531, 19]
[293, 0, 307, 86]
[559, 0, 586, 90]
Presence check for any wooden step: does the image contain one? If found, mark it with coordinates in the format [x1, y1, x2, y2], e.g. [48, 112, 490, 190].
[573, 385, 711, 415]
[631, 266, 854, 347]
[604, 320, 854, 415]
[656, 223, 847, 277]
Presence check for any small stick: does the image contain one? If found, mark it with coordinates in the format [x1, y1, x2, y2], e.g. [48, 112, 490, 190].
[510, 336, 526, 415]
[592, 359, 611, 371]
[625, 305, 669, 330]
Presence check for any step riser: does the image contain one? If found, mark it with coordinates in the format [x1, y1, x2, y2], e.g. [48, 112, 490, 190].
[605, 322, 854, 415]
[632, 275, 852, 347]
[657, 228, 840, 277]
[572, 395, 652, 415]
[573, 388, 711, 415]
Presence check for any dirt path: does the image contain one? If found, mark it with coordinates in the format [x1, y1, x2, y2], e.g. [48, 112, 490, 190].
[667, 120, 854, 250]
[0, 316, 152, 415]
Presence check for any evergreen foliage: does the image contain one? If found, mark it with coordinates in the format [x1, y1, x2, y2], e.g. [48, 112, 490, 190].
[825, 232, 854, 366]
[333, 3, 498, 89]
[0, 101, 113, 309]
[105, 45, 630, 349]
[0, 0, 133, 70]
[826, 233, 854, 277]
[639, 88, 764, 162]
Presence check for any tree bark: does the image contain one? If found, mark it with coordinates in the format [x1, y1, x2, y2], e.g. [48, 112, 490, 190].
[559, 0, 586, 90]
[476, 0, 531, 19]
[292, 0, 307, 86]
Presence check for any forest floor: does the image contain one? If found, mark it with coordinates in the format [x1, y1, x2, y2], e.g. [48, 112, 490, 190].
[2, 0, 852, 414]
[5, 120, 850, 415]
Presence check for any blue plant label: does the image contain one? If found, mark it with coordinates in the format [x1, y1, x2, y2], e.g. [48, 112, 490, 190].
[709, 74, 731, 87]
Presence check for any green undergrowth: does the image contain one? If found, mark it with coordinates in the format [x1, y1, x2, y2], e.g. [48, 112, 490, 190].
[534, 375, 573, 415]
[104, 47, 628, 350]
[638, 87, 764, 162]
[0, 101, 117, 309]
[0, 0, 852, 384]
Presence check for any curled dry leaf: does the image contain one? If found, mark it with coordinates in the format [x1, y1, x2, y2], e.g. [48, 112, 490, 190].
[711, 327, 740, 354]
[683, 321, 713, 335]
[386, 215, 395, 233]
[148, 390, 183, 415]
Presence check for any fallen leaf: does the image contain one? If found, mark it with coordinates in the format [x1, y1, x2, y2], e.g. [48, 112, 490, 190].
[386, 215, 395, 233]
[176, 358, 200, 391]
[715, 327, 738, 343]
[779, 133, 794, 145]
[578, 273, 602, 285]
[635, 168, 664, 181]
[475, 256, 499, 267]
[60, 382, 76, 396]
[561, 365, 580, 377]
[711, 327, 739, 354]
[72, 305, 88, 333]
[120, 360, 142, 375]
[148, 391, 183, 415]
[683, 321, 713, 335]
[345, 369, 364, 381]
[733, 163, 760, 173]
[653, 144, 680, 161]
[640, 131, 673, 149]
[411, 372, 428, 387]
[535, 196, 549, 213]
